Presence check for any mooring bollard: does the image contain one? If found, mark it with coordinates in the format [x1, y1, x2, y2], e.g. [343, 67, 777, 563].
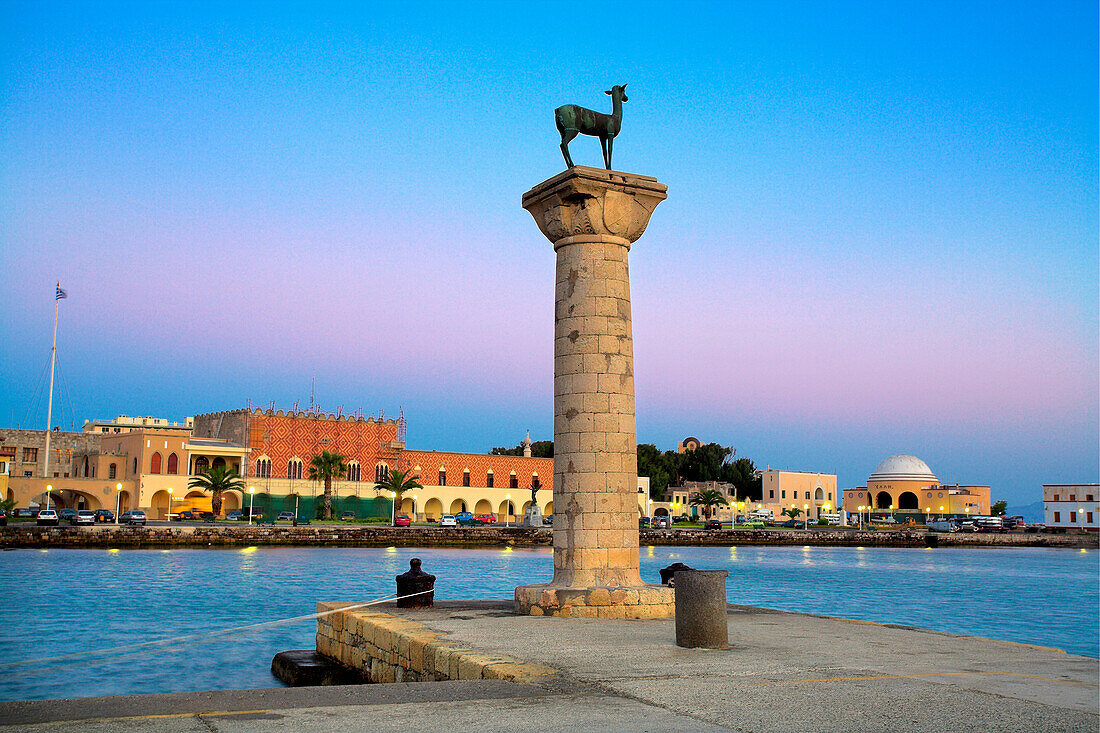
[659, 562, 694, 586]
[396, 558, 435, 608]
[673, 569, 728, 649]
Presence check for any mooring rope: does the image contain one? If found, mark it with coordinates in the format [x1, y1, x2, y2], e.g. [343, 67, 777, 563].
[0, 588, 434, 672]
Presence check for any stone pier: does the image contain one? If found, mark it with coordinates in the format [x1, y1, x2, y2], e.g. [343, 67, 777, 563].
[515, 166, 673, 618]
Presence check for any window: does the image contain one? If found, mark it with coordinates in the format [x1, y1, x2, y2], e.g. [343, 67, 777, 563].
[1088, 495, 1095, 502]
[781, 490, 786, 499]
[1070, 512, 1076, 523]
[375, 463, 389, 483]
[194, 457, 209, 474]
[346, 462, 361, 482]
[827, 492, 832, 501]
[256, 458, 271, 478]
[167, 453, 178, 475]
[1053, 511, 1060, 522]
[769, 490, 774, 498]
[462, 470, 470, 487]
[22, 447, 37, 462]
[438, 470, 446, 486]
[109, 463, 117, 479]
[1054, 494, 1059, 501]
[150, 452, 162, 474]
[132, 457, 138, 475]
[486, 472, 494, 488]
[1070, 494, 1076, 501]
[23, 470, 31, 477]
[287, 459, 303, 480]
[1088, 512, 1094, 524]
[510, 473, 518, 489]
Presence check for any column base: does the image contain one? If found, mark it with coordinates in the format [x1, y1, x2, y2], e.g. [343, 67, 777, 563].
[515, 583, 674, 619]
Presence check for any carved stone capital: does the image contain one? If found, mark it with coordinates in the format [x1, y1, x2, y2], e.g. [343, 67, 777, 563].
[522, 166, 668, 249]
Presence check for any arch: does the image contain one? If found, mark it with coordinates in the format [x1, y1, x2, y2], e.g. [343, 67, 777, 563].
[375, 463, 389, 483]
[150, 452, 162, 474]
[498, 500, 515, 521]
[82, 456, 89, 477]
[424, 498, 443, 521]
[875, 491, 893, 509]
[474, 499, 493, 515]
[151, 490, 171, 519]
[167, 453, 179, 475]
[185, 490, 206, 500]
[654, 507, 670, 516]
[194, 457, 209, 474]
[116, 490, 131, 513]
[64, 490, 101, 510]
[449, 498, 467, 514]
[212, 457, 226, 471]
[255, 457, 271, 478]
[346, 461, 361, 482]
[521, 500, 533, 515]
[221, 490, 241, 513]
[543, 500, 553, 515]
[815, 487, 824, 500]
[400, 497, 416, 516]
[898, 491, 919, 510]
[287, 458, 303, 480]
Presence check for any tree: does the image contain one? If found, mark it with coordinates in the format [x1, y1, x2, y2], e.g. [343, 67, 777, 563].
[689, 489, 729, 520]
[727, 457, 762, 502]
[308, 450, 347, 520]
[990, 500, 1007, 516]
[187, 465, 245, 516]
[490, 440, 554, 458]
[782, 506, 803, 520]
[637, 443, 672, 500]
[374, 468, 424, 522]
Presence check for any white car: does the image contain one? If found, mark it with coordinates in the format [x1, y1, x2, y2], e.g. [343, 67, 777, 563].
[440, 515, 458, 527]
[36, 509, 59, 526]
[72, 510, 96, 526]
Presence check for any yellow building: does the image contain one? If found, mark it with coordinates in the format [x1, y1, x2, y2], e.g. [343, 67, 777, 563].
[842, 454, 990, 517]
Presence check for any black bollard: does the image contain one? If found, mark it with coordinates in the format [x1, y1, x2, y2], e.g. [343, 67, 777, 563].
[659, 562, 694, 586]
[396, 558, 436, 608]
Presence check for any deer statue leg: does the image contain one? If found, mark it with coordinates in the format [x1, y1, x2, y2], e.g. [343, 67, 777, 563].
[559, 129, 578, 168]
[606, 136, 614, 170]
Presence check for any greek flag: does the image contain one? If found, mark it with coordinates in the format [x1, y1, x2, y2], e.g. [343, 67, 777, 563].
[55, 285, 67, 300]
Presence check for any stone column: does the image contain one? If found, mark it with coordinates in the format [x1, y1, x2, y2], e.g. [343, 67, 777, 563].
[515, 166, 674, 618]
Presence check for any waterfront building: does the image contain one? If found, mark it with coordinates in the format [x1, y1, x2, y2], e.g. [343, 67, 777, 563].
[757, 469, 838, 521]
[842, 454, 991, 518]
[82, 414, 193, 435]
[1042, 484, 1098, 531]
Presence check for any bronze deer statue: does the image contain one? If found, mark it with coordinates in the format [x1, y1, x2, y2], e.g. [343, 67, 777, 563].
[555, 84, 627, 170]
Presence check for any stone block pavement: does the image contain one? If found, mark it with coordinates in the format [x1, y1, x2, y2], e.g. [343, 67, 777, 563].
[2, 601, 1096, 732]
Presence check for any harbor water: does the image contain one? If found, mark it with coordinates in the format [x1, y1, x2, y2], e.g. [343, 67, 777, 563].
[0, 545, 1094, 701]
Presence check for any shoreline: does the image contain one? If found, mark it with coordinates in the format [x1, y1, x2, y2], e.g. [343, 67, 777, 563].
[1, 525, 1095, 550]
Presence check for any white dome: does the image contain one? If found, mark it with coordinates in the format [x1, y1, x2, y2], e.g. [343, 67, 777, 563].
[868, 454, 937, 483]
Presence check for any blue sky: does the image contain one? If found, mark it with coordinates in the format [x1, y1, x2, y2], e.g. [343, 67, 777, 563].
[1, 0, 1096, 505]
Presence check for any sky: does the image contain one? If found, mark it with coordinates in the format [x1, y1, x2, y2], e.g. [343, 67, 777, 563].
[1, 1, 1096, 506]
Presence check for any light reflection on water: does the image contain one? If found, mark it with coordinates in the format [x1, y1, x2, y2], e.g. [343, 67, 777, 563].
[0, 545, 1095, 701]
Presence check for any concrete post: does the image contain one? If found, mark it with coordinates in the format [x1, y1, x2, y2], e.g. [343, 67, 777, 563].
[515, 166, 674, 618]
[673, 570, 729, 648]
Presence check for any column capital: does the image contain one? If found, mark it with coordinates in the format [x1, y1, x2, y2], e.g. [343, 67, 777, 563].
[522, 166, 668, 249]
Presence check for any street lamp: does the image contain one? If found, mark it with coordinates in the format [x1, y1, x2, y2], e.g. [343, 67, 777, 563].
[939, 505, 944, 521]
[248, 486, 255, 525]
[115, 483, 123, 524]
[411, 494, 418, 522]
[45, 484, 52, 512]
[167, 487, 173, 521]
[390, 491, 397, 525]
[505, 494, 511, 527]
[803, 503, 809, 530]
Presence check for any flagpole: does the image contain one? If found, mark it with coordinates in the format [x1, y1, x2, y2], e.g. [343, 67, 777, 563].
[42, 283, 61, 508]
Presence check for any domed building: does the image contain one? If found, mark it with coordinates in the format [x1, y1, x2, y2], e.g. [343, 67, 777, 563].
[842, 454, 991, 518]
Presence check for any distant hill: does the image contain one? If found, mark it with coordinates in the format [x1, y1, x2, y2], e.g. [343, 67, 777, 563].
[1005, 501, 1044, 523]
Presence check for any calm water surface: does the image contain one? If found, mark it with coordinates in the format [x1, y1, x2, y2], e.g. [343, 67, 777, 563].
[0, 545, 1095, 701]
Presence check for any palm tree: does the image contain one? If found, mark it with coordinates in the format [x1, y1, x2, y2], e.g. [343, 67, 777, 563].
[689, 489, 729, 520]
[187, 465, 245, 516]
[308, 451, 347, 520]
[374, 468, 423, 523]
[782, 507, 803, 520]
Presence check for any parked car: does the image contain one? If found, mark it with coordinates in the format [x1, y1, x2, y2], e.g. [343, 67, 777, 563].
[36, 509, 59, 526]
[871, 515, 898, 524]
[543, 515, 553, 526]
[704, 519, 722, 530]
[927, 519, 958, 533]
[93, 509, 115, 523]
[277, 512, 295, 522]
[653, 516, 670, 529]
[440, 514, 458, 527]
[475, 514, 496, 524]
[59, 508, 77, 522]
[394, 514, 412, 527]
[225, 511, 244, 521]
[120, 510, 147, 526]
[340, 511, 356, 521]
[779, 519, 798, 528]
[0, 509, 5, 526]
[455, 511, 475, 525]
[639, 517, 653, 528]
[295, 516, 311, 525]
[12, 508, 36, 518]
[71, 510, 96, 526]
